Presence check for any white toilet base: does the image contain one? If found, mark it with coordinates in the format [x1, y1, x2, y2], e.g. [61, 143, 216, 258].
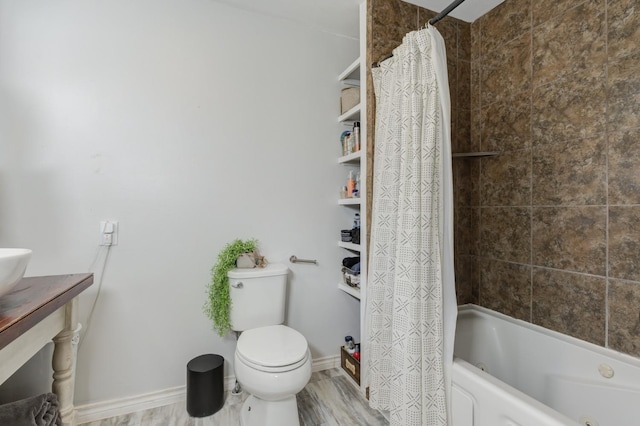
[240, 394, 300, 426]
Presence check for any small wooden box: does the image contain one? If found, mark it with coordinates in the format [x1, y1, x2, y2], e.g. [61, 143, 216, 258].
[340, 345, 360, 385]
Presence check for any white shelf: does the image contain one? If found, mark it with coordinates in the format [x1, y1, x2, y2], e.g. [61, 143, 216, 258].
[452, 151, 500, 158]
[338, 58, 360, 82]
[338, 104, 361, 122]
[338, 241, 361, 252]
[338, 151, 362, 164]
[338, 282, 361, 300]
[338, 198, 361, 205]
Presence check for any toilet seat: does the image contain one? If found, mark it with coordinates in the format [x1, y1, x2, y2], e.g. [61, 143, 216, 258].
[237, 325, 309, 373]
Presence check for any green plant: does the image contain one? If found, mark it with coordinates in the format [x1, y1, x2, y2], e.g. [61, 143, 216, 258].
[204, 238, 257, 336]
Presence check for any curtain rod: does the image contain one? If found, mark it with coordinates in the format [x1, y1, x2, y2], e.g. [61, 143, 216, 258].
[429, 0, 467, 25]
[372, 0, 467, 68]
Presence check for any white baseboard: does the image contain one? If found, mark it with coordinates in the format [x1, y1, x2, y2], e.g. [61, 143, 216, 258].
[75, 354, 340, 424]
[311, 354, 341, 372]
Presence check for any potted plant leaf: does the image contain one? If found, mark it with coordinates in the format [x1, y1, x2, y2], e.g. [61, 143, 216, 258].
[204, 238, 257, 336]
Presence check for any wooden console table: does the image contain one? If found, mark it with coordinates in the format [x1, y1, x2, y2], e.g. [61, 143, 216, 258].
[0, 274, 94, 426]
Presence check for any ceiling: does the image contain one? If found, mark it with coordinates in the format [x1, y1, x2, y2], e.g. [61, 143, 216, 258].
[214, 0, 504, 39]
[405, 0, 505, 23]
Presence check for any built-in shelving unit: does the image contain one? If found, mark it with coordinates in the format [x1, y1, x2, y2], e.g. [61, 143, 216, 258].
[337, 282, 361, 299]
[337, 51, 366, 299]
[334, 2, 367, 391]
[338, 104, 361, 123]
[338, 241, 361, 252]
[338, 151, 362, 164]
[338, 198, 361, 206]
[337, 52, 365, 303]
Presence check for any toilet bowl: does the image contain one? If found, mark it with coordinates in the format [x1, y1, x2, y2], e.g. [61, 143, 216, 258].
[227, 264, 310, 426]
[234, 325, 311, 426]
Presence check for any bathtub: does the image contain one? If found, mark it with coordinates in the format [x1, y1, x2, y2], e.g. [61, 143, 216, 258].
[451, 304, 640, 426]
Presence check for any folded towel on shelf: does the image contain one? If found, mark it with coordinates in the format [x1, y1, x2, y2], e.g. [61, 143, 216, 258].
[0, 393, 61, 426]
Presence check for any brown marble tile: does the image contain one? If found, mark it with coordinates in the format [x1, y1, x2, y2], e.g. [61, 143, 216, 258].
[416, 5, 436, 27]
[478, 0, 531, 58]
[458, 59, 471, 109]
[456, 207, 480, 256]
[470, 106, 481, 150]
[532, 207, 607, 275]
[609, 206, 640, 282]
[470, 20, 480, 61]
[608, 279, 640, 357]
[608, 0, 640, 59]
[609, 127, 640, 205]
[532, 0, 606, 87]
[480, 150, 531, 206]
[480, 207, 531, 263]
[480, 93, 532, 152]
[532, 135, 607, 206]
[480, 32, 531, 107]
[470, 61, 480, 111]
[532, 0, 587, 27]
[455, 255, 479, 305]
[458, 22, 471, 61]
[608, 50, 640, 131]
[532, 65, 606, 146]
[371, 0, 418, 63]
[432, 17, 458, 59]
[456, 159, 480, 207]
[448, 57, 458, 116]
[532, 267, 606, 345]
[455, 108, 472, 153]
[479, 259, 531, 321]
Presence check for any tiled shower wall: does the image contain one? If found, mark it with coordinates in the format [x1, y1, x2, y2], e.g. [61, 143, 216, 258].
[368, 0, 640, 359]
[456, 0, 640, 358]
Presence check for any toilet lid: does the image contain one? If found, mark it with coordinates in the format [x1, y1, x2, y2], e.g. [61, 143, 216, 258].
[237, 325, 308, 368]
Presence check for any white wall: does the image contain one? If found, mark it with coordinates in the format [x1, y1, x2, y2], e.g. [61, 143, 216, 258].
[0, 0, 360, 405]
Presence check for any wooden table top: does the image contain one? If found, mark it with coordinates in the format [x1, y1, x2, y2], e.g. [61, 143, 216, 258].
[0, 274, 94, 351]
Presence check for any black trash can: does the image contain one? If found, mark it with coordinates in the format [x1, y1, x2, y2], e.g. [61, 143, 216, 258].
[186, 354, 224, 417]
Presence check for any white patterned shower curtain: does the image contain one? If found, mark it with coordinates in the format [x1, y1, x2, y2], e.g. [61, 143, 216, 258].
[364, 26, 456, 426]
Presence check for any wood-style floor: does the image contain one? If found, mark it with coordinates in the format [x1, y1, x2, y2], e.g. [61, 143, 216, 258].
[79, 368, 388, 426]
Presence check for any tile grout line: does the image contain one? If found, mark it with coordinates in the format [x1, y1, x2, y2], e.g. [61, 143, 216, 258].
[604, 0, 610, 349]
[529, 0, 534, 325]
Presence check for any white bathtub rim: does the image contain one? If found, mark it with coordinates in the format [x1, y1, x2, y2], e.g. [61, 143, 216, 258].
[452, 357, 579, 425]
[457, 304, 640, 369]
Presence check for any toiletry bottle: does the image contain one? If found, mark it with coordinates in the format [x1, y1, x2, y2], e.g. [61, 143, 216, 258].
[340, 130, 351, 157]
[340, 186, 348, 199]
[347, 133, 354, 154]
[353, 122, 361, 152]
[347, 171, 355, 198]
[345, 336, 355, 352]
[354, 172, 360, 197]
[354, 213, 360, 229]
[343, 132, 351, 156]
[353, 344, 360, 361]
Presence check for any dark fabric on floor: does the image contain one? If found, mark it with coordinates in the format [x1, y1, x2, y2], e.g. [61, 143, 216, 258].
[0, 393, 61, 426]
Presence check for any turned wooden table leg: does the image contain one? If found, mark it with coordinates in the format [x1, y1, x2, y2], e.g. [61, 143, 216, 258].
[52, 298, 78, 426]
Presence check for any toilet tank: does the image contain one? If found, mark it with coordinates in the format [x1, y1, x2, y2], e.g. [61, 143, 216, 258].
[228, 263, 289, 332]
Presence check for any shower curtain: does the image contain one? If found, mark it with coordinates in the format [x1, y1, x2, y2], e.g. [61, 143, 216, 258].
[364, 26, 456, 426]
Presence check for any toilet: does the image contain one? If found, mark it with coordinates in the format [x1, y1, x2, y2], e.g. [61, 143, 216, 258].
[228, 263, 311, 426]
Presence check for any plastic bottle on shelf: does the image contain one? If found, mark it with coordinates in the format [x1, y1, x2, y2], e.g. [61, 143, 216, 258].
[345, 336, 355, 354]
[354, 213, 360, 229]
[353, 121, 361, 152]
[347, 171, 355, 198]
[355, 172, 360, 197]
[341, 131, 351, 156]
